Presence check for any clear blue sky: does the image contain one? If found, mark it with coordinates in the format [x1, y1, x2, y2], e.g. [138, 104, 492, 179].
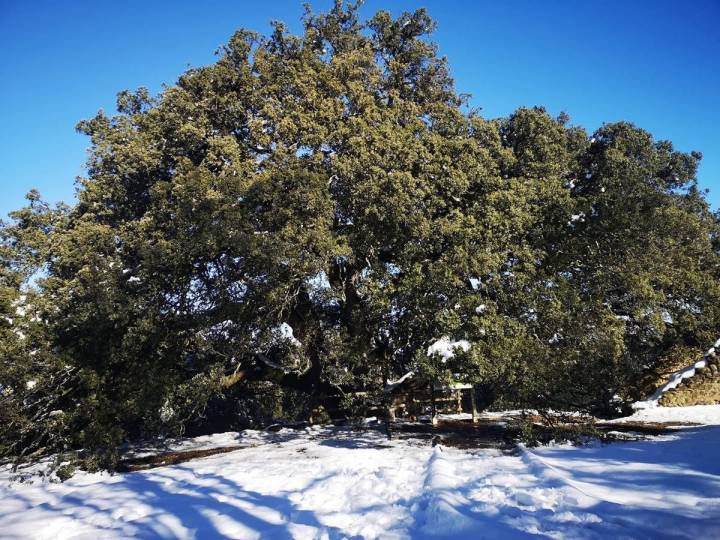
[1, 0, 718, 219]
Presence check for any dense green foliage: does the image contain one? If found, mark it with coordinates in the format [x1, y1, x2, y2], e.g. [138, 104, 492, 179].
[2, 2, 719, 465]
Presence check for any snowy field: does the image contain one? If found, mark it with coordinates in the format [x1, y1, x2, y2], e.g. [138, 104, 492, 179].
[1, 407, 720, 539]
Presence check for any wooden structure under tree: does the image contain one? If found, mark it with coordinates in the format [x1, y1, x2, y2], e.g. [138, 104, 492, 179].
[386, 378, 479, 424]
[430, 382, 479, 425]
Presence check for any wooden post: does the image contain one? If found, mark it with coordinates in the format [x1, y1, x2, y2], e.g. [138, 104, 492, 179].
[430, 383, 438, 426]
[471, 385, 478, 424]
[455, 388, 462, 414]
[384, 402, 394, 440]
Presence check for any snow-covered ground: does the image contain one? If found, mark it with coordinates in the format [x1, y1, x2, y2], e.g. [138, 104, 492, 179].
[2, 407, 720, 539]
[606, 404, 720, 425]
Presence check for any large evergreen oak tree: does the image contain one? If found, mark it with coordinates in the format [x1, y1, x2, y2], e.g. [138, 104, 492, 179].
[2, 1, 719, 464]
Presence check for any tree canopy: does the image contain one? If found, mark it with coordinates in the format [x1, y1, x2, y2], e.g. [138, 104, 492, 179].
[2, 1, 719, 466]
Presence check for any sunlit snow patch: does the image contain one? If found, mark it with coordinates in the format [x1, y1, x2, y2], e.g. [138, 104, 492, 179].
[427, 338, 471, 363]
